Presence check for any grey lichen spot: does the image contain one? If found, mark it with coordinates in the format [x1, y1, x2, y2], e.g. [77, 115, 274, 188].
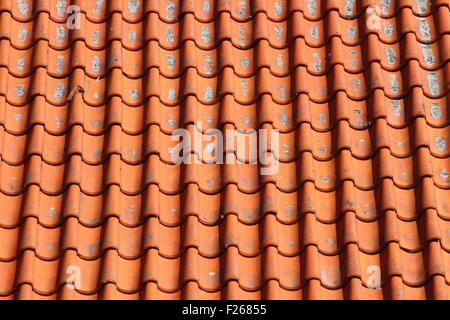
[418, 18, 431, 42]
[48, 207, 57, 216]
[310, 25, 320, 40]
[440, 169, 450, 179]
[18, 26, 29, 41]
[203, 54, 215, 74]
[240, 57, 251, 67]
[166, 2, 176, 19]
[385, 47, 397, 65]
[204, 86, 214, 101]
[238, 26, 247, 47]
[344, 0, 356, 16]
[388, 74, 401, 93]
[56, 27, 66, 44]
[56, 0, 67, 18]
[435, 137, 447, 151]
[93, 0, 105, 14]
[208, 272, 216, 276]
[312, 53, 322, 72]
[53, 83, 66, 100]
[129, 149, 137, 158]
[430, 102, 442, 118]
[347, 26, 358, 40]
[17, 0, 29, 16]
[280, 113, 288, 125]
[326, 238, 335, 245]
[15, 114, 22, 121]
[56, 55, 65, 74]
[128, 0, 140, 14]
[380, 0, 392, 14]
[421, 44, 435, 66]
[427, 72, 440, 96]
[276, 54, 284, 67]
[128, 30, 137, 41]
[243, 115, 251, 124]
[165, 27, 175, 43]
[351, 78, 362, 89]
[200, 26, 211, 43]
[167, 54, 175, 70]
[237, 0, 249, 18]
[54, 114, 63, 128]
[92, 56, 101, 73]
[391, 100, 402, 117]
[320, 176, 330, 183]
[17, 56, 25, 71]
[307, 0, 318, 15]
[383, 23, 395, 36]
[203, 0, 210, 14]
[416, 0, 430, 15]
[167, 119, 177, 126]
[274, 26, 284, 39]
[274, 1, 283, 14]
[92, 30, 101, 44]
[167, 88, 177, 100]
[93, 92, 101, 99]
[129, 89, 140, 100]
[279, 83, 287, 99]
[16, 85, 26, 97]
[240, 81, 249, 96]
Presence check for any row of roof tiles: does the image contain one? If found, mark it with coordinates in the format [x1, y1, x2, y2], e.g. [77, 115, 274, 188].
[4, 277, 450, 299]
[0, 62, 449, 106]
[1, 34, 449, 79]
[0, 242, 450, 294]
[1, 8, 449, 50]
[0, 118, 448, 165]
[1, 209, 450, 261]
[0, 0, 448, 22]
[0, 92, 447, 135]
[0, 148, 447, 195]
[0, 179, 446, 228]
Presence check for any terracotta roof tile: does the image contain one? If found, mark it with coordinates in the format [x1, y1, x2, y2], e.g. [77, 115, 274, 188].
[0, 0, 449, 300]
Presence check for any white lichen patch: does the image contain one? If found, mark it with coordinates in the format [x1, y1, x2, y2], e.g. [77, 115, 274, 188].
[56, 0, 67, 18]
[128, 0, 140, 14]
[92, 56, 101, 73]
[204, 86, 215, 101]
[307, 0, 318, 16]
[385, 47, 397, 65]
[56, 55, 65, 74]
[388, 74, 401, 93]
[93, 0, 105, 14]
[165, 27, 175, 43]
[17, 56, 25, 71]
[167, 54, 176, 70]
[421, 44, 435, 66]
[310, 25, 320, 40]
[418, 18, 431, 42]
[16, 85, 26, 97]
[200, 26, 211, 44]
[56, 27, 66, 44]
[53, 83, 66, 100]
[17, 0, 29, 16]
[18, 26, 29, 41]
[430, 102, 442, 119]
[427, 72, 440, 96]
[391, 100, 402, 117]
